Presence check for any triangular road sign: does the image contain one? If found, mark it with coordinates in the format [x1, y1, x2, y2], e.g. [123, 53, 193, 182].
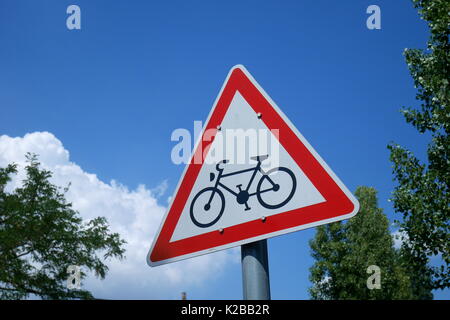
[148, 65, 359, 266]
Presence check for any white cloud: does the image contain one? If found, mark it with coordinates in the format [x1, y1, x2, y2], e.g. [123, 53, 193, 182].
[0, 132, 238, 299]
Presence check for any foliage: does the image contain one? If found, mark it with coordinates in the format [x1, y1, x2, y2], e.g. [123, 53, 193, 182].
[387, 0, 449, 289]
[0, 154, 126, 299]
[309, 186, 420, 299]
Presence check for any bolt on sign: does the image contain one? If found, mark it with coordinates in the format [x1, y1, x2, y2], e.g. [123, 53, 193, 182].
[148, 65, 359, 266]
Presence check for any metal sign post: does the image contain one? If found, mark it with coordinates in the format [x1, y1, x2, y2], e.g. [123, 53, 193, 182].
[241, 239, 271, 300]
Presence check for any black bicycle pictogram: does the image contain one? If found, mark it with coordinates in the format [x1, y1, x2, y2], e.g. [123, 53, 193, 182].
[189, 155, 297, 228]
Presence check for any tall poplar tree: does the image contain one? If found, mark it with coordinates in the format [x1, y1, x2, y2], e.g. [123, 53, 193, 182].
[309, 187, 419, 299]
[388, 0, 449, 290]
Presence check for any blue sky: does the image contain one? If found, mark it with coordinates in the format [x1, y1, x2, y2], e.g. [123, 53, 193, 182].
[1, 0, 448, 299]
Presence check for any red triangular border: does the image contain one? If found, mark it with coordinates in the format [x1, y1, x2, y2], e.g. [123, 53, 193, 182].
[148, 66, 358, 265]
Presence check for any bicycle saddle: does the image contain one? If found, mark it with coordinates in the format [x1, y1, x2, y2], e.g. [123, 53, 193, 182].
[216, 159, 229, 171]
[250, 155, 269, 162]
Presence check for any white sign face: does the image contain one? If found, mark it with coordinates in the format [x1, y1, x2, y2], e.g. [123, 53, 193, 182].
[148, 65, 359, 267]
[170, 91, 325, 242]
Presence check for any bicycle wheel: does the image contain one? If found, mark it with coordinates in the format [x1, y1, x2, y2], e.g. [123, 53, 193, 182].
[190, 187, 225, 228]
[256, 167, 297, 210]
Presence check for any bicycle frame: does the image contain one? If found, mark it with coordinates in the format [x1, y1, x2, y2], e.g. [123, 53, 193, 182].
[208, 160, 276, 202]
[190, 157, 297, 227]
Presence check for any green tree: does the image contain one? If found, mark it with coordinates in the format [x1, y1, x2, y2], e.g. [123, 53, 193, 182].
[0, 154, 126, 299]
[397, 245, 434, 300]
[309, 186, 418, 299]
[387, 0, 449, 290]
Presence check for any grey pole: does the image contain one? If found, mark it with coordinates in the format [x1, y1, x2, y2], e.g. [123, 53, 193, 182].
[241, 239, 271, 300]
